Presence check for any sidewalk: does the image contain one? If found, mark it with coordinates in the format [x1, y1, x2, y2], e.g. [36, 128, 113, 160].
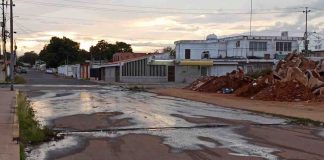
[0, 89, 19, 160]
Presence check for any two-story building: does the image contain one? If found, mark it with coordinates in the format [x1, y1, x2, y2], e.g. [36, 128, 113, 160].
[174, 32, 303, 82]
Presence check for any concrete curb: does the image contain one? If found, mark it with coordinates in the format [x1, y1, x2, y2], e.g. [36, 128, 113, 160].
[12, 91, 19, 144]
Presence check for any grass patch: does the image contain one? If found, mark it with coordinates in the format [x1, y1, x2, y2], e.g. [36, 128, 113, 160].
[288, 117, 323, 127]
[15, 75, 27, 84]
[17, 92, 56, 160]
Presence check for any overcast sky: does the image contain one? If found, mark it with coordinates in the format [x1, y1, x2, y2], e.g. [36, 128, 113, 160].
[13, 0, 324, 55]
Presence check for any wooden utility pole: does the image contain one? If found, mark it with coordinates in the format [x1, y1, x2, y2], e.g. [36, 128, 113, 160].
[303, 7, 311, 55]
[1, 0, 7, 79]
[1, 0, 6, 59]
[9, 0, 13, 91]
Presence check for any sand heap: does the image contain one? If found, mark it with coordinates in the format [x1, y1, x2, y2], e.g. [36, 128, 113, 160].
[187, 53, 324, 102]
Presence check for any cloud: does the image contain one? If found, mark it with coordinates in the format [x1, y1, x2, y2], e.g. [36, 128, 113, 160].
[14, 0, 324, 55]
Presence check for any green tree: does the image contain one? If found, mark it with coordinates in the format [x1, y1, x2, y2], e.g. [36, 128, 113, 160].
[76, 49, 91, 63]
[39, 37, 80, 68]
[89, 40, 111, 61]
[89, 40, 133, 61]
[115, 41, 133, 53]
[18, 51, 39, 65]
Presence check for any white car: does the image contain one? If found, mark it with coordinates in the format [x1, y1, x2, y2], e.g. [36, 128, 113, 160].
[46, 69, 54, 74]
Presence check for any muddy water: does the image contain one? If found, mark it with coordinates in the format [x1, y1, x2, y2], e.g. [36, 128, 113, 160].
[27, 86, 288, 160]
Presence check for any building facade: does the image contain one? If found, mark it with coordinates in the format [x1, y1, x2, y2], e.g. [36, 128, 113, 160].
[175, 33, 303, 61]
[173, 33, 303, 82]
[100, 53, 175, 83]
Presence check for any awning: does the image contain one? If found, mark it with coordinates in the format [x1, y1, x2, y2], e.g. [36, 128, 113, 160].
[178, 60, 213, 66]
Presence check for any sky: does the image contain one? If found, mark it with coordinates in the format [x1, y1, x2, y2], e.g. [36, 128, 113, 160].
[12, 0, 324, 55]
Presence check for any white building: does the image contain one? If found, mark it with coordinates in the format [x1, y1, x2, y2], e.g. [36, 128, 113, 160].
[173, 33, 304, 80]
[57, 64, 80, 79]
[175, 32, 303, 60]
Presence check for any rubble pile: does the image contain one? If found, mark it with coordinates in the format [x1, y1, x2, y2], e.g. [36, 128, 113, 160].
[235, 74, 273, 97]
[187, 69, 252, 93]
[187, 53, 324, 102]
[253, 81, 314, 102]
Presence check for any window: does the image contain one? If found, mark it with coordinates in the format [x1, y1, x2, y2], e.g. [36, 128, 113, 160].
[185, 49, 191, 59]
[276, 42, 292, 51]
[236, 41, 240, 48]
[249, 42, 267, 51]
[201, 67, 208, 76]
[202, 51, 210, 59]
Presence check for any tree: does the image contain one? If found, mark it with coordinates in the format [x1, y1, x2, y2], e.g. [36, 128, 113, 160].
[18, 51, 39, 65]
[39, 37, 80, 68]
[162, 46, 176, 56]
[115, 42, 133, 53]
[89, 40, 133, 61]
[89, 40, 111, 61]
[76, 49, 91, 63]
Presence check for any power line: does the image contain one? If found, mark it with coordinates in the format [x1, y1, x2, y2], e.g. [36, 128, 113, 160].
[17, 14, 107, 23]
[17, 0, 302, 15]
[59, 0, 305, 12]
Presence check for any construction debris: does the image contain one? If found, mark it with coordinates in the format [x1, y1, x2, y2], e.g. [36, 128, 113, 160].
[186, 69, 252, 93]
[187, 53, 324, 102]
[253, 81, 314, 102]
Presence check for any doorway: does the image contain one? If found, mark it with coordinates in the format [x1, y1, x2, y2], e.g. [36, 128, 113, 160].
[168, 66, 175, 82]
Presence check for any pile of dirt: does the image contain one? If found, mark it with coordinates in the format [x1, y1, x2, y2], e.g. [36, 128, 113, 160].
[188, 69, 252, 93]
[235, 74, 273, 97]
[253, 81, 314, 102]
[187, 53, 324, 102]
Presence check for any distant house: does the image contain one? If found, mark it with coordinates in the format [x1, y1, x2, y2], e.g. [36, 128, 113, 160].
[80, 62, 90, 80]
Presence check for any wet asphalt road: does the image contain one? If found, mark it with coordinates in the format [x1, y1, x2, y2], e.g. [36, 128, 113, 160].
[22, 70, 97, 86]
[18, 69, 324, 160]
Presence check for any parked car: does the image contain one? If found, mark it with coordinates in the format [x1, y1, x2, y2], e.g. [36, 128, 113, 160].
[16, 67, 27, 74]
[46, 69, 54, 74]
[20, 68, 27, 74]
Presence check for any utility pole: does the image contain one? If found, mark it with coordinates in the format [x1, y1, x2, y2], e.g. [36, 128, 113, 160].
[1, 0, 7, 79]
[250, 0, 253, 36]
[9, 0, 13, 91]
[303, 7, 311, 55]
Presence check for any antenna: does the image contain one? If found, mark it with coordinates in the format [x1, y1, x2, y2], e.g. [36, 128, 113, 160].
[250, 0, 253, 36]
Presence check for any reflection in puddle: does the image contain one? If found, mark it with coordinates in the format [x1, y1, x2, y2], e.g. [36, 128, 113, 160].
[80, 92, 93, 112]
[30, 87, 286, 127]
[28, 127, 278, 160]
[28, 86, 286, 160]
[27, 136, 79, 160]
[320, 130, 324, 138]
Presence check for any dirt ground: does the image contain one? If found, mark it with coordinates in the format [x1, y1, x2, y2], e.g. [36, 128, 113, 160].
[151, 88, 324, 123]
[240, 125, 324, 159]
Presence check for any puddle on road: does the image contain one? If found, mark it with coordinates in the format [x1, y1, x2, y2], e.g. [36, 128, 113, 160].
[30, 86, 286, 127]
[320, 129, 324, 138]
[27, 86, 286, 160]
[27, 127, 278, 160]
[27, 136, 80, 160]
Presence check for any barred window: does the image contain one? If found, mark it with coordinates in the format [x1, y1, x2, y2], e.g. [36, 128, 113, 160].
[276, 42, 292, 51]
[249, 41, 267, 51]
